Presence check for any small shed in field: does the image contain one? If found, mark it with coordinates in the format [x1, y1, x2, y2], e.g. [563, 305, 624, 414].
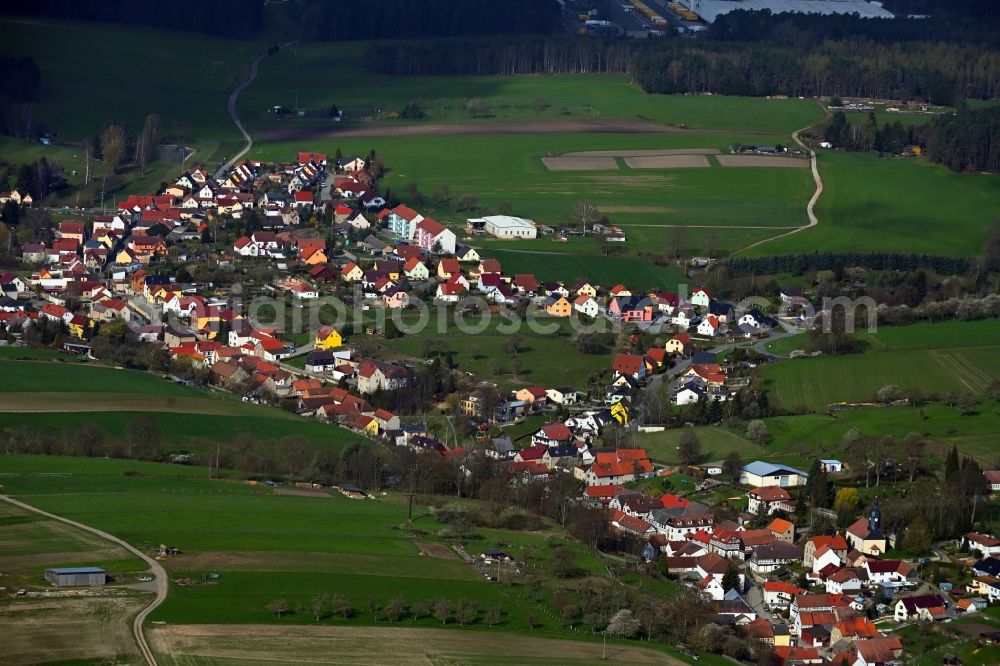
[45, 566, 107, 586]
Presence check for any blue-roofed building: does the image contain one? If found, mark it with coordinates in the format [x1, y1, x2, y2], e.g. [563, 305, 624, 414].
[45, 566, 107, 586]
[820, 459, 843, 473]
[740, 461, 808, 488]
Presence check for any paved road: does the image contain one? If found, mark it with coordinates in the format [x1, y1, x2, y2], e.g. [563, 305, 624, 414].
[214, 41, 298, 181]
[0, 494, 167, 666]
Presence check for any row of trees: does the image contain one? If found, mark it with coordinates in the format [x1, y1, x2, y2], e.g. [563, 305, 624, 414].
[364, 38, 632, 76]
[266, 594, 503, 627]
[305, 0, 560, 41]
[722, 251, 970, 278]
[822, 111, 920, 155]
[631, 39, 999, 105]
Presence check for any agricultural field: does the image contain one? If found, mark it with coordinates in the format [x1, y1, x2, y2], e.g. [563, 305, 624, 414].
[0, 360, 366, 458]
[0, 455, 697, 665]
[250, 131, 814, 258]
[743, 151, 1000, 257]
[761, 320, 1000, 411]
[240, 42, 824, 134]
[381, 327, 612, 391]
[0, 501, 150, 665]
[1, 17, 255, 145]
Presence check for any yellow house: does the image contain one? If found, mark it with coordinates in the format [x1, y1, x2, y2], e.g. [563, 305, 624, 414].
[575, 282, 597, 298]
[67, 315, 93, 339]
[341, 262, 363, 283]
[314, 326, 342, 350]
[302, 247, 328, 265]
[610, 400, 629, 424]
[545, 296, 572, 317]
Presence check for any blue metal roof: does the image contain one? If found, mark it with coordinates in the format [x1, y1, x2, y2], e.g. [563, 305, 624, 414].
[47, 567, 106, 574]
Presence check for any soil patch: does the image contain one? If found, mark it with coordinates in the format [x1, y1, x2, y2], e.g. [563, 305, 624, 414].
[149, 624, 682, 665]
[716, 155, 809, 168]
[624, 155, 710, 169]
[0, 596, 145, 665]
[259, 118, 686, 142]
[416, 541, 458, 560]
[569, 148, 720, 157]
[273, 486, 332, 498]
[0, 392, 251, 416]
[541, 156, 619, 171]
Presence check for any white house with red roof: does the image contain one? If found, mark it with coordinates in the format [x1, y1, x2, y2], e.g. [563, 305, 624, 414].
[531, 422, 574, 448]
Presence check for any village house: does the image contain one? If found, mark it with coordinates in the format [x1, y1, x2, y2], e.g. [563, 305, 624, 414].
[747, 486, 796, 515]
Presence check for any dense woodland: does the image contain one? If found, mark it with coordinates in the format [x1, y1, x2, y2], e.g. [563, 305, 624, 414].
[631, 39, 999, 105]
[365, 38, 632, 76]
[0, 0, 262, 37]
[303, 0, 560, 41]
[925, 106, 1000, 174]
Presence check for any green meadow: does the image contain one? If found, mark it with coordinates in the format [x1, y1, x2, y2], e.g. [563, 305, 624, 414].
[744, 151, 1000, 257]
[0, 455, 623, 640]
[240, 42, 824, 134]
[1, 17, 256, 145]
[762, 320, 1000, 411]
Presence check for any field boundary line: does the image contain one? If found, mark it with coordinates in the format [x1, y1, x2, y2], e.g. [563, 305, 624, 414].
[0, 495, 167, 666]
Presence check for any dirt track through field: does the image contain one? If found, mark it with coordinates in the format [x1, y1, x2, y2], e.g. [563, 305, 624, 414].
[149, 624, 684, 665]
[259, 118, 689, 141]
[929, 350, 992, 392]
[0, 392, 254, 416]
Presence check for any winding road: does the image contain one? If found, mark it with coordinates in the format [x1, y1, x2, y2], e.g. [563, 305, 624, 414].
[214, 41, 298, 180]
[730, 104, 828, 256]
[1, 494, 167, 666]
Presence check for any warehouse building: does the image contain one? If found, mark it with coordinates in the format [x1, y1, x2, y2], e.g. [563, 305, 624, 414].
[680, 0, 893, 23]
[44, 566, 107, 587]
[469, 215, 538, 239]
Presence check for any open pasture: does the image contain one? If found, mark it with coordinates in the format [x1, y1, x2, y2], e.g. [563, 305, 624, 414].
[762, 320, 1000, 410]
[1, 18, 255, 144]
[240, 42, 823, 134]
[743, 151, 1000, 257]
[0, 456, 615, 642]
[149, 624, 683, 666]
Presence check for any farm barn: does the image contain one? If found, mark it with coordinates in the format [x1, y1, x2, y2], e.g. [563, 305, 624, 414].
[44, 566, 107, 586]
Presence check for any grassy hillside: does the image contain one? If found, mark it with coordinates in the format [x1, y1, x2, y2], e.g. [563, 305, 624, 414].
[0, 455, 650, 649]
[744, 151, 1000, 257]
[240, 43, 823, 134]
[250, 131, 812, 257]
[1, 17, 257, 145]
[762, 320, 1000, 411]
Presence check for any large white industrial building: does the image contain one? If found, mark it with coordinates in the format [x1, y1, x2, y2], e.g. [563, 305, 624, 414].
[470, 215, 538, 239]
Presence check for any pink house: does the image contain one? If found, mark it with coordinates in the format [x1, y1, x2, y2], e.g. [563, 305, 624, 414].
[413, 218, 456, 255]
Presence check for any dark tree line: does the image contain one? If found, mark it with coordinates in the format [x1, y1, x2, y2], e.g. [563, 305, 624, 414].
[305, 0, 560, 41]
[365, 38, 632, 76]
[0, 0, 263, 38]
[631, 39, 999, 105]
[925, 105, 1000, 174]
[709, 7, 1000, 46]
[723, 252, 970, 277]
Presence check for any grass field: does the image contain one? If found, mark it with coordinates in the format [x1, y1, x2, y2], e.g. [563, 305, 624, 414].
[240, 42, 823, 134]
[744, 151, 1000, 257]
[639, 427, 759, 466]
[1, 17, 255, 144]
[381, 328, 612, 391]
[148, 624, 685, 666]
[762, 320, 1000, 410]
[0, 360, 366, 457]
[251, 131, 812, 257]
[0, 456, 610, 639]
